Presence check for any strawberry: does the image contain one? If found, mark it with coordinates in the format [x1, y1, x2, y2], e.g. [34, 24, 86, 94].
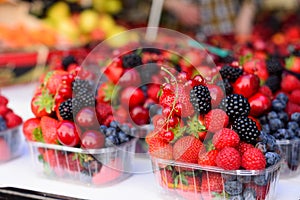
[0, 138, 11, 161]
[207, 84, 224, 108]
[200, 172, 224, 197]
[238, 142, 254, 155]
[22, 118, 41, 141]
[44, 70, 68, 95]
[103, 58, 124, 84]
[42, 149, 58, 168]
[216, 147, 241, 170]
[212, 128, 240, 150]
[0, 105, 11, 117]
[148, 136, 173, 160]
[198, 149, 218, 166]
[285, 56, 300, 74]
[92, 159, 122, 185]
[185, 115, 207, 141]
[96, 82, 117, 103]
[204, 109, 229, 133]
[173, 136, 204, 164]
[31, 90, 55, 118]
[40, 116, 58, 144]
[95, 102, 112, 124]
[289, 89, 300, 105]
[4, 112, 22, 128]
[160, 170, 175, 189]
[0, 95, 8, 106]
[286, 101, 300, 117]
[281, 74, 300, 93]
[242, 148, 266, 170]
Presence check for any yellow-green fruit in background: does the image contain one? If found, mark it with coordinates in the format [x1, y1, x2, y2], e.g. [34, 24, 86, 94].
[97, 14, 116, 35]
[93, 0, 106, 12]
[104, 0, 122, 14]
[56, 18, 80, 42]
[79, 9, 99, 34]
[47, 1, 70, 21]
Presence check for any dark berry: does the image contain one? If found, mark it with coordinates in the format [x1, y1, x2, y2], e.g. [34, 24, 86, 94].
[271, 99, 286, 112]
[110, 121, 121, 131]
[118, 131, 130, 143]
[253, 175, 268, 186]
[217, 79, 233, 95]
[72, 79, 92, 96]
[105, 127, 117, 137]
[265, 152, 281, 167]
[267, 111, 278, 121]
[72, 94, 95, 114]
[58, 98, 73, 120]
[219, 65, 243, 82]
[276, 92, 288, 104]
[220, 94, 250, 120]
[62, 55, 77, 69]
[232, 116, 260, 144]
[291, 112, 300, 124]
[229, 195, 243, 200]
[237, 175, 251, 183]
[255, 142, 267, 153]
[286, 129, 296, 139]
[258, 131, 268, 143]
[266, 57, 283, 75]
[224, 180, 243, 196]
[269, 118, 284, 132]
[259, 115, 268, 125]
[99, 125, 107, 134]
[222, 174, 236, 181]
[122, 53, 143, 68]
[273, 128, 288, 140]
[190, 85, 212, 114]
[105, 135, 120, 147]
[266, 134, 278, 152]
[295, 128, 300, 137]
[261, 124, 270, 134]
[243, 188, 256, 200]
[120, 124, 131, 135]
[277, 111, 289, 124]
[0, 116, 7, 131]
[265, 75, 281, 93]
[288, 121, 299, 131]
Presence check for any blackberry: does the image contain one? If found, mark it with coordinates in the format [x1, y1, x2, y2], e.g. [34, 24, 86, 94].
[266, 58, 283, 75]
[58, 98, 73, 120]
[219, 65, 243, 82]
[217, 79, 232, 95]
[72, 94, 95, 114]
[190, 85, 212, 114]
[232, 116, 260, 144]
[0, 116, 7, 131]
[122, 53, 143, 68]
[220, 94, 250, 120]
[224, 180, 243, 196]
[265, 75, 281, 93]
[72, 79, 92, 96]
[62, 55, 77, 69]
[136, 62, 159, 82]
[221, 55, 236, 64]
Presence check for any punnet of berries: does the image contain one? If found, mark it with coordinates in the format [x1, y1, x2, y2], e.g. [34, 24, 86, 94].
[0, 93, 23, 162]
[147, 63, 283, 199]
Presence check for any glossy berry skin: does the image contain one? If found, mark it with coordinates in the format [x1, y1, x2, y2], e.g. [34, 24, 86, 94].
[118, 68, 141, 88]
[81, 130, 105, 149]
[75, 107, 98, 128]
[159, 130, 174, 142]
[233, 74, 260, 98]
[130, 106, 149, 125]
[248, 93, 271, 117]
[57, 120, 80, 147]
[120, 87, 145, 109]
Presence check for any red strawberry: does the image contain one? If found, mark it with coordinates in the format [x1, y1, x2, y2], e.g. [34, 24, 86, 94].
[96, 102, 112, 124]
[0, 138, 11, 161]
[212, 128, 240, 150]
[31, 90, 55, 118]
[92, 159, 122, 185]
[238, 142, 254, 155]
[281, 74, 300, 93]
[198, 149, 218, 166]
[147, 84, 161, 102]
[173, 136, 204, 164]
[216, 147, 241, 170]
[0, 95, 8, 106]
[5, 112, 22, 128]
[200, 172, 224, 197]
[204, 109, 229, 133]
[286, 56, 300, 74]
[0, 105, 11, 117]
[42, 149, 58, 168]
[104, 58, 124, 84]
[286, 101, 300, 117]
[22, 118, 41, 141]
[258, 85, 273, 99]
[233, 74, 260, 98]
[45, 70, 68, 95]
[242, 148, 266, 170]
[160, 170, 175, 189]
[65, 153, 83, 172]
[248, 92, 271, 117]
[243, 59, 269, 82]
[148, 136, 173, 160]
[207, 84, 224, 108]
[96, 82, 116, 103]
[40, 116, 58, 144]
[289, 89, 300, 105]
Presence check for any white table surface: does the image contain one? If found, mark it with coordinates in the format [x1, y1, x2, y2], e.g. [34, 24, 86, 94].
[1, 82, 300, 200]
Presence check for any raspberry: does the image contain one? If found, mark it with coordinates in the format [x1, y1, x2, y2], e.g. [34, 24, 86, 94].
[216, 147, 241, 170]
[198, 149, 218, 166]
[242, 148, 266, 170]
[204, 109, 229, 133]
[238, 142, 254, 155]
[212, 128, 240, 150]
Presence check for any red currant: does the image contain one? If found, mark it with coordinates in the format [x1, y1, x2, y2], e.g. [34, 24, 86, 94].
[174, 103, 182, 117]
[162, 107, 173, 117]
[168, 116, 179, 127]
[192, 75, 206, 86]
[57, 120, 80, 147]
[159, 130, 174, 142]
[162, 83, 173, 94]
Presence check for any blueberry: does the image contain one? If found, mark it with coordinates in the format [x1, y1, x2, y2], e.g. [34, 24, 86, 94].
[105, 127, 117, 137]
[286, 129, 296, 139]
[118, 131, 130, 143]
[105, 135, 120, 147]
[243, 188, 256, 200]
[261, 124, 270, 134]
[295, 128, 300, 137]
[0, 116, 7, 131]
[272, 99, 286, 111]
[140, 85, 148, 97]
[222, 174, 236, 181]
[259, 115, 268, 125]
[253, 175, 268, 186]
[274, 128, 287, 140]
[255, 142, 267, 153]
[88, 160, 102, 174]
[276, 92, 288, 104]
[224, 180, 243, 195]
[267, 111, 278, 121]
[237, 175, 251, 183]
[110, 121, 120, 131]
[291, 112, 300, 124]
[266, 134, 278, 152]
[120, 124, 131, 135]
[265, 152, 281, 167]
[258, 131, 268, 143]
[100, 125, 107, 134]
[269, 118, 284, 132]
[277, 111, 289, 124]
[229, 195, 243, 200]
[288, 121, 299, 131]
[79, 169, 92, 183]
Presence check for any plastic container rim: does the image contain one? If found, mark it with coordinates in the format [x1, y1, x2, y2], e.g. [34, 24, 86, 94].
[276, 138, 300, 145]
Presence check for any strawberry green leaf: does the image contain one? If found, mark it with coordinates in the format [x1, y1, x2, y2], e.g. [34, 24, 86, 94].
[33, 127, 44, 142]
[186, 115, 207, 139]
[285, 56, 295, 70]
[205, 139, 215, 152]
[34, 89, 55, 113]
[239, 53, 253, 66]
[43, 71, 54, 86]
[170, 125, 186, 143]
